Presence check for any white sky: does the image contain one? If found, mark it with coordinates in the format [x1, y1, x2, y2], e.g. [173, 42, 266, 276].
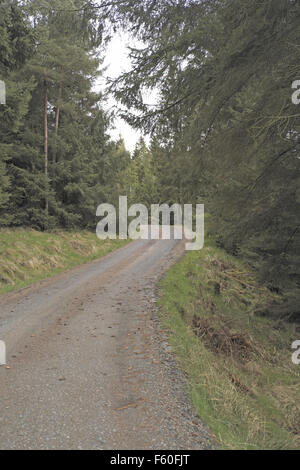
[96, 33, 158, 153]
[96, 33, 143, 153]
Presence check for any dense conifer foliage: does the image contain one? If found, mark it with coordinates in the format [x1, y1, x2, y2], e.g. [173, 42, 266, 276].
[0, 0, 299, 317]
[107, 0, 300, 318]
[0, 0, 128, 229]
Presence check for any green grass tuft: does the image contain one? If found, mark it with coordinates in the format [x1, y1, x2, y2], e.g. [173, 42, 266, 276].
[158, 237, 300, 450]
[0, 228, 129, 294]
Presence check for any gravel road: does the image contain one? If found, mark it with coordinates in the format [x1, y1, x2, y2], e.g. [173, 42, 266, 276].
[0, 237, 214, 450]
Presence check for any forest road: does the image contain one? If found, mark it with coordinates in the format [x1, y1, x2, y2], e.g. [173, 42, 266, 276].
[0, 236, 214, 450]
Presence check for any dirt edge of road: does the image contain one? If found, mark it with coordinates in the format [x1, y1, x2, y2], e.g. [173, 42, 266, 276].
[150, 241, 216, 450]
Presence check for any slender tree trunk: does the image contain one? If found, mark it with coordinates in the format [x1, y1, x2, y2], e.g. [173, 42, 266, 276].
[44, 80, 48, 215]
[53, 83, 62, 166]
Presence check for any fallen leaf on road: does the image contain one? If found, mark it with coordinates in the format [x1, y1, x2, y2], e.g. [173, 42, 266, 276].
[114, 399, 145, 411]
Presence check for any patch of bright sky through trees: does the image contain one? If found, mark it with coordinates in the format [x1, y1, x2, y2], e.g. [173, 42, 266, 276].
[97, 32, 158, 153]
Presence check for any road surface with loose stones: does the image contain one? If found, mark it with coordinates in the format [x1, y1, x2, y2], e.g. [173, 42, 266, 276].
[0, 236, 214, 450]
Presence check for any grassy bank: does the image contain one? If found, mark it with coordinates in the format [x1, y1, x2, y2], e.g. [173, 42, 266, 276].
[0, 229, 129, 294]
[159, 238, 300, 450]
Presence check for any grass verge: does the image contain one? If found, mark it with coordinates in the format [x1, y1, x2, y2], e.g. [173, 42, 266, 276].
[158, 237, 300, 450]
[0, 228, 129, 294]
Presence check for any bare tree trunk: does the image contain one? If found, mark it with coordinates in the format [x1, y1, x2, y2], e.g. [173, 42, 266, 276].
[53, 83, 62, 166]
[44, 80, 48, 215]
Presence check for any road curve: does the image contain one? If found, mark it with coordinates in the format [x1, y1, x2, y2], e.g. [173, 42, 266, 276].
[0, 237, 213, 450]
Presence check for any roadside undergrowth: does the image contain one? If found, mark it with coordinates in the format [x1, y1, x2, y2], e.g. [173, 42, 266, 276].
[0, 229, 129, 294]
[158, 237, 300, 450]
